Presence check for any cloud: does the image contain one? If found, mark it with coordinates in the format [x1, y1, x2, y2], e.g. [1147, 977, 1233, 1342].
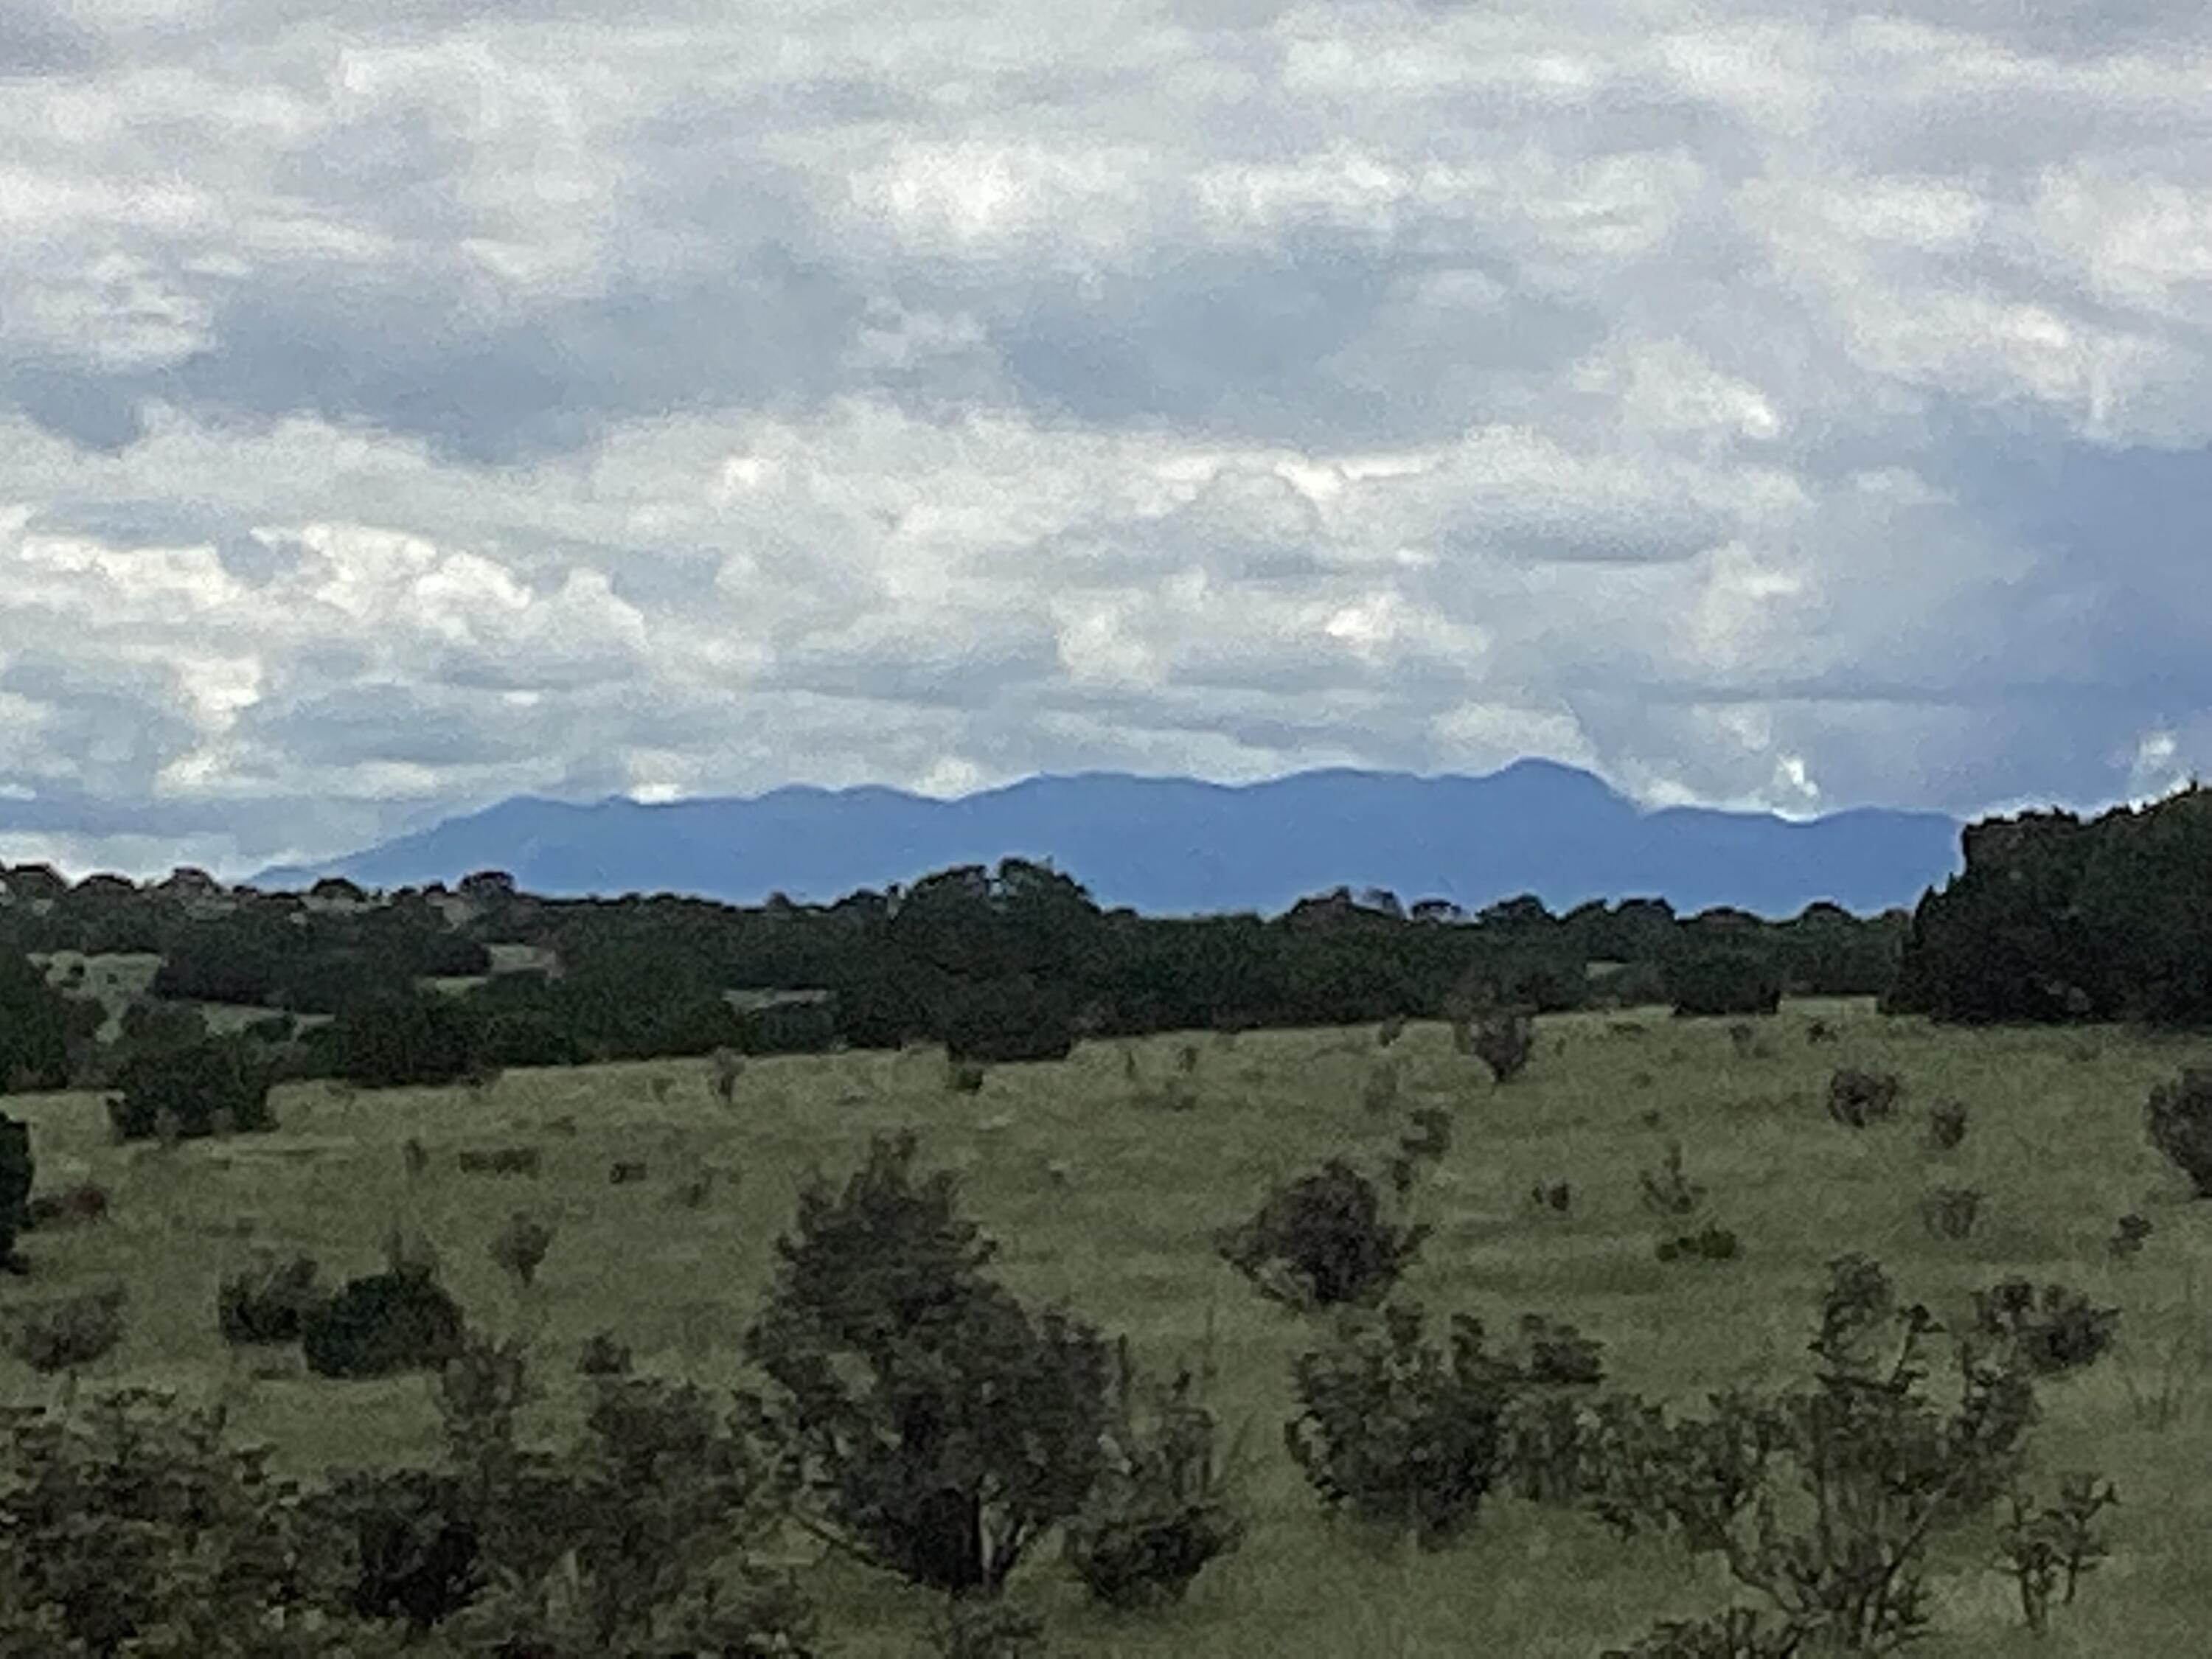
[4, 0, 2212, 878]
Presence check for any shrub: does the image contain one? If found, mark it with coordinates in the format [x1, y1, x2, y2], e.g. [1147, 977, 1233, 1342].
[577, 1332, 633, 1377]
[1668, 951, 1783, 1018]
[27, 1183, 109, 1228]
[608, 1160, 647, 1185]
[1063, 1336, 1247, 1610]
[744, 1130, 1110, 1596]
[1826, 1068, 1902, 1128]
[2, 1386, 390, 1655]
[1997, 1473, 2119, 1636]
[947, 1061, 987, 1095]
[1361, 1060, 1401, 1116]
[216, 1252, 324, 1346]
[4, 1284, 126, 1375]
[1638, 1141, 1705, 1217]
[1216, 1159, 1427, 1312]
[1925, 1099, 1969, 1152]
[1284, 1302, 1522, 1549]
[2108, 1213, 2153, 1259]
[1920, 1187, 1982, 1241]
[301, 1265, 465, 1380]
[489, 1211, 555, 1290]
[2147, 1068, 2212, 1196]
[1656, 1224, 1741, 1264]
[456, 1144, 542, 1177]
[307, 1465, 482, 1632]
[1470, 1007, 1534, 1082]
[107, 1037, 274, 1141]
[0, 1112, 28, 1267]
[1601, 1607, 1805, 1658]
[1527, 1180, 1573, 1213]
[1575, 1256, 2040, 1654]
[1972, 1280, 2118, 1377]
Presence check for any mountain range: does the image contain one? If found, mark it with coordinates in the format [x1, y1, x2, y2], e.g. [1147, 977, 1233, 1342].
[251, 760, 1965, 919]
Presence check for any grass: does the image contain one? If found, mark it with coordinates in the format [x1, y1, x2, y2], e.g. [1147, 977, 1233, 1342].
[4, 997, 2212, 1655]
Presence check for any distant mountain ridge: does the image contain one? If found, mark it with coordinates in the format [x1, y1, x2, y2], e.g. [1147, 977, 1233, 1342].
[251, 760, 1964, 918]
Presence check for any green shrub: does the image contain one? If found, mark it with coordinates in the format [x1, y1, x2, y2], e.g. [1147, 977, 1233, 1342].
[1216, 1158, 1428, 1312]
[489, 1212, 554, 1290]
[107, 1037, 274, 1141]
[2148, 1068, 2212, 1196]
[743, 1130, 1108, 1597]
[1470, 1007, 1535, 1082]
[1972, 1280, 2118, 1377]
[1284, 1302, 1521, 1549]
[0, 1112, 29, 1267]
[1, 1386, 393, 1655]
[4, 1284, 126, 1375]
[1925, 1099, 1969, 1151]
[1827, 1068, 1903, 1128]
[1655, 1224, 1741, 1264]
[216, 1253, 324, 1346]
[1064, 1337, 1247, 1610]
[301, 1265, 465, 1380]
[1920, 1187, 1982, 1241]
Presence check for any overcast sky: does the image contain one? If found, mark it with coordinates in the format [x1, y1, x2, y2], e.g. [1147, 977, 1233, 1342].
[2, 0, 2209, 878]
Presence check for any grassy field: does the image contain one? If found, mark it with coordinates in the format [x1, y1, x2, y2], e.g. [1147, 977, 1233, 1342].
[5, 998, 2212, 1655]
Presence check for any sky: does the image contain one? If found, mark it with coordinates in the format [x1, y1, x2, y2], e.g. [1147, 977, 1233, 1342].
[2, 0, 2210, 880]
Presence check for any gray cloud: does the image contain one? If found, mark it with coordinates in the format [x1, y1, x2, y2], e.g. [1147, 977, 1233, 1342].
[1, 0, 2211, 877]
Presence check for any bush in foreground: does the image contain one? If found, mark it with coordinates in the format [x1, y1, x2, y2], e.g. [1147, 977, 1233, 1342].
[2147, 1068, 2212, 1196]
[745, 1130, 1110, 1597]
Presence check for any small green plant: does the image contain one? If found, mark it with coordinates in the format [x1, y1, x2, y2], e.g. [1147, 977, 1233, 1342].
[2108, 1212, 2153, 1259]
[2147, 1068, 2212, 1196]
[947, 1061, 987, 1096]
[490, 1211, 555, 1290]
[1639, 1140, 1705, 1217]
[1601, 1606, 1804, 1658]
[712, 1046, 744, 1105]
[1827, 1068, 1902, 1128]
[1656, 1224, 1741, 1264]
[1527, 1180, 1573, 1213]
[1470, 1006, 1535, 1082]
[1997, 1472, 2118, 1635]
[1971, 1279, 2118, 1377]
[1919, 1186, 1982, 1241]
[1361, 1060, 1401, 1116]
[1924, 1099, 1969, 1151]
[577, 1331, 633, 1377]
[217, 1252, 324, 1346]
[1063, 1336, 1248, 1609]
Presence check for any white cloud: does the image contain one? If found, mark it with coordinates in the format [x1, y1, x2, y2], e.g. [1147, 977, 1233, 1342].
[1, 0, 2211, 877]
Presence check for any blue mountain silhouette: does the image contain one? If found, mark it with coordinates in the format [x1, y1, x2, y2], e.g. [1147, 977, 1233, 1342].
[251, 760, 1961, 919]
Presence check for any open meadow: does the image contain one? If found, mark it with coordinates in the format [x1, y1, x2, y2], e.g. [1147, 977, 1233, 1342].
[5, 997, 2212, 1655]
